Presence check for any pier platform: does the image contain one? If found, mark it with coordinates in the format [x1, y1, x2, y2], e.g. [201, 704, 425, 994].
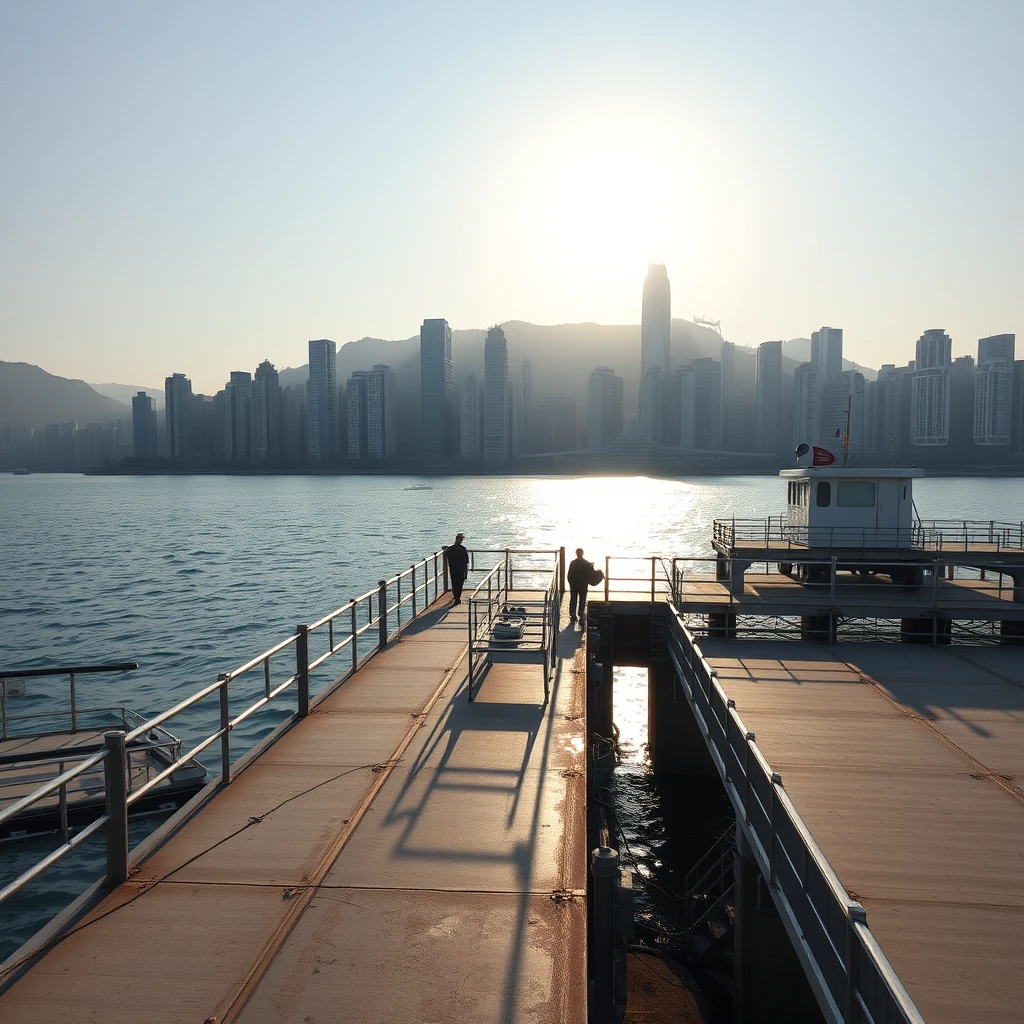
[0, 596, 587, 1024]
[696, 638, 1024, 1024]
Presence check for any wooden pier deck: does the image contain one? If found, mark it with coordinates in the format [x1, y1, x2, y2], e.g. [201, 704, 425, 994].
[0, 597, 587, 1024]
[697, 638, 1024, 1024]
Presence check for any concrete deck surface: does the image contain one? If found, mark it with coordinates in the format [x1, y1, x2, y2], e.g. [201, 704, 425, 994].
[698, 638, 1024, 1024]
[0, 596, 588, 1024]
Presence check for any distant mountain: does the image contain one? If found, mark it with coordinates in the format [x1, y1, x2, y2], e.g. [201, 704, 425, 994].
[0, 362, 131, 428]
[91, 381, 165, 409]
[781, 339, 877, 381]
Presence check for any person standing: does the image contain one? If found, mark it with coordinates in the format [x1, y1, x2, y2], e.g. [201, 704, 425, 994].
[444, 533, 469, 605]
[567, 547, 594, 622]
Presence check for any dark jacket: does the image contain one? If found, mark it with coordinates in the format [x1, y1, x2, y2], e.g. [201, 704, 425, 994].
[445, 542, 469, 577]
[567, 556, 593, 588]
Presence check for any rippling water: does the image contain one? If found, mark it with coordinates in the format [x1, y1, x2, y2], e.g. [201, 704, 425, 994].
[1, 472, 1019, 959]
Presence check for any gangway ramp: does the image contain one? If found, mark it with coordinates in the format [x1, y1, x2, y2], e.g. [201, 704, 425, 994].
[0, 597, 587, 1024]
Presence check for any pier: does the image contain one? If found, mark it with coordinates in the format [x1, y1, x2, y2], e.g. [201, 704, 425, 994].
[3, 544, 1023, 1022]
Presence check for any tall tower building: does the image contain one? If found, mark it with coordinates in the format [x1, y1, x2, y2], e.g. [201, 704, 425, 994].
[164, 373, 192, 461]
[754, 341, 784, 455]
[307, 339, 338, 465]
[974, 334, 1015, 446]
[367, 364, 397, 459]
[483, 326, 510, 464]
[252, 360, 282, 465]
[346, 371, 369, 460]
[640, 265, 671, 442]
[911, 329, 952, 447]
[131, 392, 158, 459]
[1012, 361, 1024, 460]
[793, 363, 819, 450]
[460, 374, 484, 460]
[419, 318, 454, 460]
[683, 358, 722, 450]
[588, 366, 624, 448]
[810, 327, 843, 439]
[226, 371, 253, 462]
[721, 342, 756, 452]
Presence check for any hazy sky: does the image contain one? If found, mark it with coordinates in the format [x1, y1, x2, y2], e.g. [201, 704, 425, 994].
[2, 2, 1022, 394]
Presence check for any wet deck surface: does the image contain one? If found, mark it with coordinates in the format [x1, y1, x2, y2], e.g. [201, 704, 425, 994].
[0, 596, 588, 1024]
[697, 638, 1024, 1024]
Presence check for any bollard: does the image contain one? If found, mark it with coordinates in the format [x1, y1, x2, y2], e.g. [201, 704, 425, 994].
[591, 846, 620, 1023]
[378, 580, 388, 649]
[296, 624, 309, 718]
[103, 731, 129, 886]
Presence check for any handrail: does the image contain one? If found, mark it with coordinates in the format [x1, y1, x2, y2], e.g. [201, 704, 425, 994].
[0, 548, 555, 930]
[665, 604, 925, 1024]
[0, 664, 138, 680]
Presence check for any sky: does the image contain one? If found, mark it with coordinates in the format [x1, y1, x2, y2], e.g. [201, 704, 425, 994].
[2, 1, 1022, 395]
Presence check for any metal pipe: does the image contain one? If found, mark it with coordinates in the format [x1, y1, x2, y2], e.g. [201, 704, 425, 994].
[103, 731, 129, 886]
[604, 555, 610, 601]
[378, 580, 388, 648]
[58, 761, 69, 842]
[296, 624, 309, 718]
[219, 675, 231, 785]
[351, 602, 358, 673]
[69, 672, 77, 733]
[411, 564, 417, 617]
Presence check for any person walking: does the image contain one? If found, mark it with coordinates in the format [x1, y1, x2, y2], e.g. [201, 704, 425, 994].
[444, 533, 469, 606]
[567, 547, 594, 623]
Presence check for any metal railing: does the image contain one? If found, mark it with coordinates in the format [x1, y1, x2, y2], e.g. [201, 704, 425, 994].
[0, 663, 138, 741]
[665, 609, 925, 1024]
[714, 517, 1024, 553]
[466, 550, 562, 701]
[599, 556, 676, 603]
[0, 550, 452, 918]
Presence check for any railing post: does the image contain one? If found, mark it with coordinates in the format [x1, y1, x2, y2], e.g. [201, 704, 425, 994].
[559, 546, 566, 592]
[218, 674, 231, 785]
[442, 551, 449, 593]
[769, 771, 782, 887]
[103, 730, 129, 886]
[411, 564, 418, 617]
[845, 905, 867, 1022]
[604, 555, 610, 601]
[651, 556, 656, 604]
[433, 552, 439, 602]
[59, 760, 69, 842]
[69, 672, 77, 733]
[296, 624, 309, 718]
[1, 679, 7, 740]
[351, 602, 359, 672]
[378, 580, 388, 648]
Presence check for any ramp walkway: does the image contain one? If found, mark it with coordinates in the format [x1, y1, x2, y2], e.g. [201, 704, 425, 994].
[0, 596, 587, 1024]
[695, 637, 1024, 1024]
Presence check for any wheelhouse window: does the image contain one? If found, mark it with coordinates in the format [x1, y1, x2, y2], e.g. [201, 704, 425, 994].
[837, 481, 876, 507]
[815, 481, 831, 507]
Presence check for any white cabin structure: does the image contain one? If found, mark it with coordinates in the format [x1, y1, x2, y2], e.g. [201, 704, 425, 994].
[780, 467, 924, 548]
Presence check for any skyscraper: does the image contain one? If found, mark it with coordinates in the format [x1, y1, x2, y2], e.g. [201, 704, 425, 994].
[367, 364, 397, 459]
[974, 334, 1015, 446]
[640, 265, 671, 442]
[528, 398, 576, 453]
[587, 366, 624, 448]
[911, 329, 952, 447]
[131, 392, 158, 459]
[164, 373, 192, 461]
[227, 371, 253, 462]
[483, 326, 510, 464]
[307, 339, 338, 465]
[721, 342, 756, 452]
[810, 327, 843, 440]
[346, 371, 369, 460]
[793, 363, 819, 450]
[460, 374, 483, 460]
[683, 358, 722, 450]
[754, 341, 783, 454]
[419, 318, 454, 460]
[252, 360, 282, 465]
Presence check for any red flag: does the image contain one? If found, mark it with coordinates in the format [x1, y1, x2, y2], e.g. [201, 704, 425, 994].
[812, 446, 836, 466]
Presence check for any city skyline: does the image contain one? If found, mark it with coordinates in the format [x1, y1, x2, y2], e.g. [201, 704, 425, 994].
[2, 5, 1023, 391]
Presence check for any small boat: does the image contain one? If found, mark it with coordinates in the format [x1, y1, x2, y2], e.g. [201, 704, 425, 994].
[11, 468, 31, 475]
[0, 665, 207, 842]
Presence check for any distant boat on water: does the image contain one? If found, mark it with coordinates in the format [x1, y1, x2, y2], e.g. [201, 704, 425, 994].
[12, 468, 31, 475]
